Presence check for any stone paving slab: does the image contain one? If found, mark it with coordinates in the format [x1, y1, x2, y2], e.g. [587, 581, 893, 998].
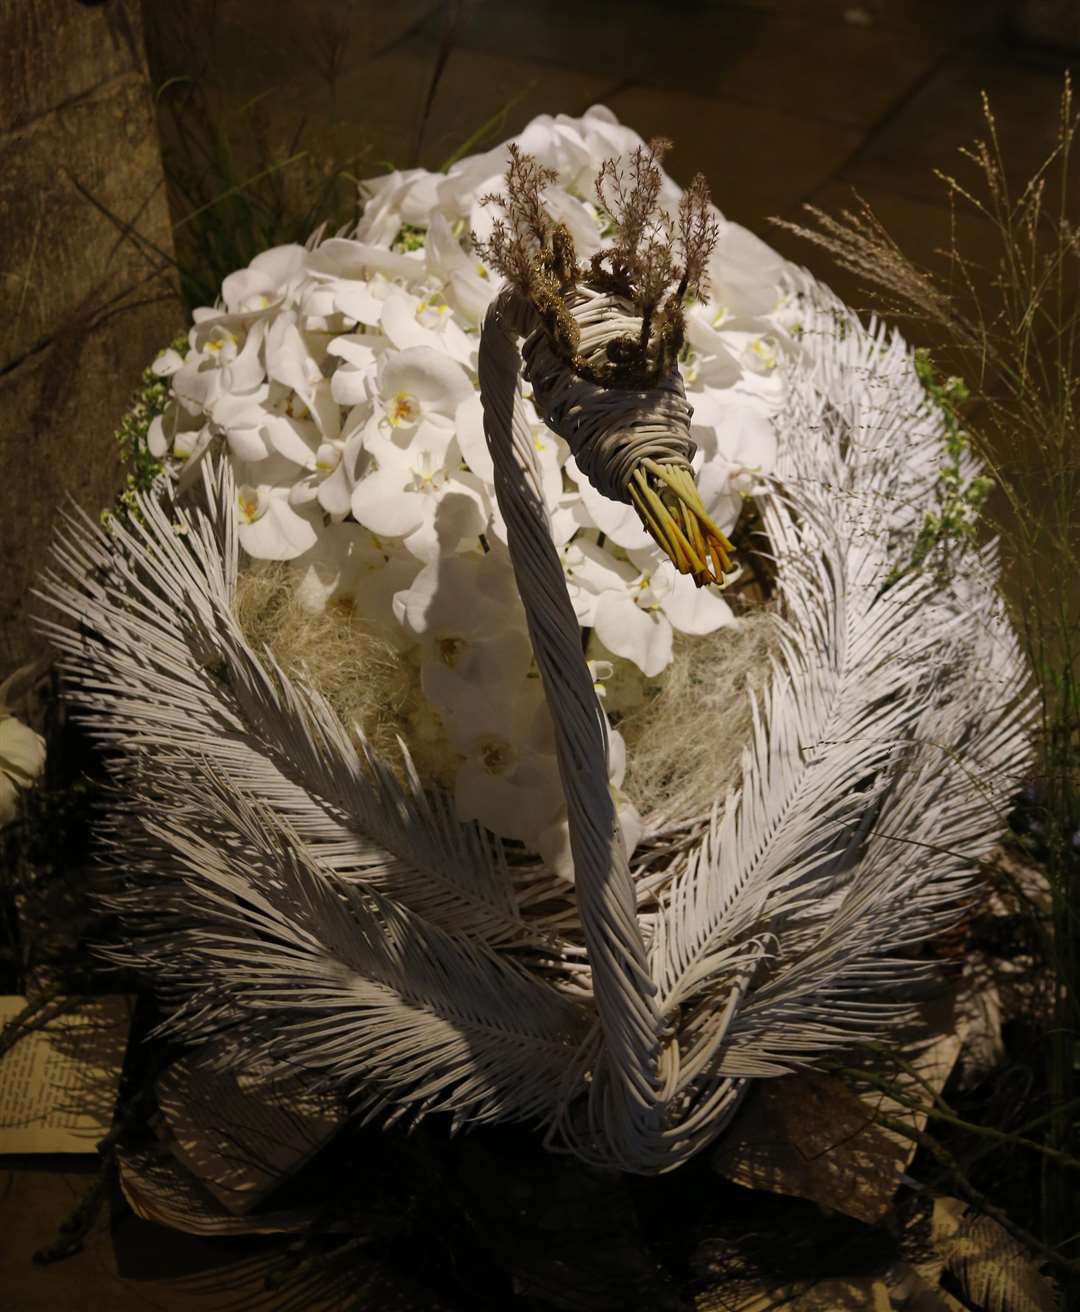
[719, 0, 1007, 40]
[452, 0, 950, 127]
[840, 49, 1078, 205]
[603, 83, 864, 224]
[414, 46, 620, 171]
[273, 40, 618, 176]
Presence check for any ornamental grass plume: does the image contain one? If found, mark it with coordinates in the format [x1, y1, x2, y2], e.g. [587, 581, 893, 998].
[37, 108, 1033, 1177]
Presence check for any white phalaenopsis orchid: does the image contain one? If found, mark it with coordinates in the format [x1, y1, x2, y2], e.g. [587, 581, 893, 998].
[449, 683, 566, 847]
[135, 106, 790, 852]
[172, 313, 268, 414]
[292, 523, 421, 639]
[233, 454, 320, 560]
[393, 551, 532, 716]
[220, 243, 307, 314]
[565, 540, 735, 677]
[350, 349, 488, 560]
[423, 214, 497, 327]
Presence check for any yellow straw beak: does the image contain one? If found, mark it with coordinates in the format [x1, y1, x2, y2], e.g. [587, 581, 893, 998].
[628, 458, 738, 588]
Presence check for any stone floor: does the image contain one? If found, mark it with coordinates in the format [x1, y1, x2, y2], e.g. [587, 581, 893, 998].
[3, 1, 1077, 1307]
[146, 0, 1074, 301]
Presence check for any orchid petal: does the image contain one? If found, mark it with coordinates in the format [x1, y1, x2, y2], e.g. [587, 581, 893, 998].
[593, 592, 673, 677]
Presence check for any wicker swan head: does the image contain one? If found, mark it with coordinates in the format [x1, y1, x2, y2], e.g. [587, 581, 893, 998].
[476, 141, 737, 588]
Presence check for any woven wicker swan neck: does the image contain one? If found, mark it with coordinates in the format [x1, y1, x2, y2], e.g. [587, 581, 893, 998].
[479, 285, 726, 1169]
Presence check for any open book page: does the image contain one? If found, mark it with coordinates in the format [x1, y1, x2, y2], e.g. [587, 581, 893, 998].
[0, 995, 132, 1153]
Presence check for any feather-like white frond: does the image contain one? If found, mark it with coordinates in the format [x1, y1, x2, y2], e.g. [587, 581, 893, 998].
[135, 768, 586, 1127]
[645, 284, 1033, 1103]
[38, 465, 540, 952]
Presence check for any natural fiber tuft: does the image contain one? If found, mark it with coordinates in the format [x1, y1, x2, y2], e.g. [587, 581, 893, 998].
[232, 563, 452, 781]
[617, 612, 780, 825]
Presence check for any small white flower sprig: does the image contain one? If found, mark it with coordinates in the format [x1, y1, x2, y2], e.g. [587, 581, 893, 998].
[144, 108, 789, 867]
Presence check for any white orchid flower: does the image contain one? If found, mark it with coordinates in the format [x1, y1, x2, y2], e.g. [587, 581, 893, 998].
[564, 455, 652, 550]
[173, 313, 269, 414]
[738, 332, 780, 376]
[436, 153, 514, 222]
[393, 552, 533, 720]
[692, 392, 778, 510]
[208, 384, 276, 463]
[704, 218, 787, 325]
[448, 682, 567, 848]
[306, 238, 425, 286]
[291, 523, 422, 641]
[683, 305, 745, 389]
[468, 174, 600, 268]
[264, 315, 341, 441]
[292, 275, 361, 336]
[351, 426, 486, 561]
[705, 330, 787, 409]
[151, 346, 185, 378]
[220, 243, 307, 314]
[577, 543, 735, 677]
[287, 435, 357, 517]
[234, 454, 320, 560]
[379, 284, 476, 367]
[209, 374, 341, 512]
[435, 114, 595, 221]
[570, 105, 670, 196]
[456, 393, 574, 544]
[533, 726, 644, 882]
[349, 348, 486, 558]
[326, 334, 380, 407]
[147, 395, 204, 461]
[423, 214, 497, 327]
[304, 239, 425, 326]
[354, 169, 443, 244]
[302, 269, 387, 330]
[558, 536, 634, 627]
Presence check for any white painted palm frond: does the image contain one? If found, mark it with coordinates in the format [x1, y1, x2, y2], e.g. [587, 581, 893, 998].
[647, 288, 1033, 1086]
[137, 769, 586, 1129]
[38, 276, 1032, 1174]
[38, 467, 535, 952]
[475, 278, 1032, 1168]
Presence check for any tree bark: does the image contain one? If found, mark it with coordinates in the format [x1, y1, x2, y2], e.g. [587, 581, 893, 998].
[0, 0, 181, 670]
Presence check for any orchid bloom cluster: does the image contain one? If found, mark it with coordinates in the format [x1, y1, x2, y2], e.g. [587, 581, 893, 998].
[146, 107, 789, 872]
